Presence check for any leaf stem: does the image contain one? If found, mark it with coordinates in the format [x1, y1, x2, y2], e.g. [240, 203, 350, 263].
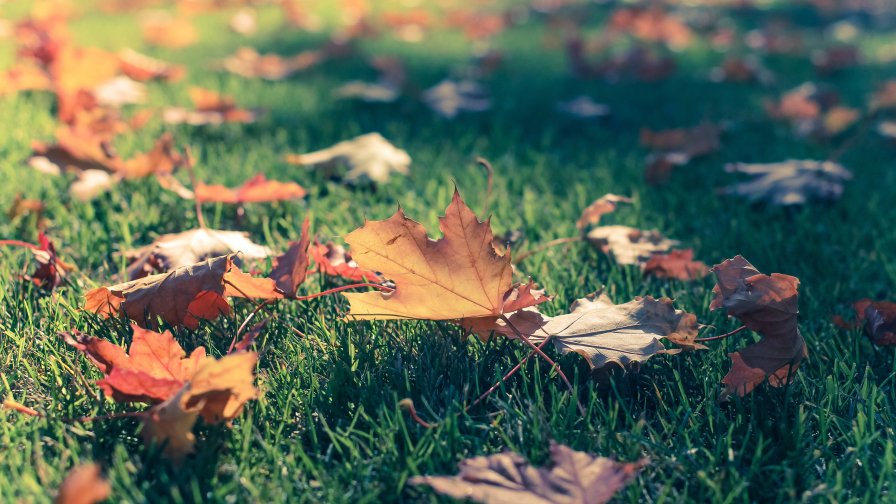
[291, 282, 393, 301]
[0, 240, 39, 250]
[498, 314, 586, 416]
[695, 325, 748, 342]
[467, 335, 553, 411]
[514, 236, 582, 263]
[183, 146, 207, 230]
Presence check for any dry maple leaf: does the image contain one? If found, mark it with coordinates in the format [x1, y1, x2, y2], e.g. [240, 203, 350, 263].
[28, 232, 75, 290]
[55, 463, 111, 504]
[124, 228, 270, 280]
[193, 174, 307, 204]
[335, 56, 406, 103]
[84, 254, 281, 329]
[343, 190, 547, 321]
[642, 249, 708, 281]
[711, 256, 807, 399]
[118, 48, 185, 82]
[586, 225, 678, 266]
[286, 133, 410, 184]
[641, 123, 721, 183]
[720, 159, 852, 206]
[833, 299, 896, 346]
[577, 194, 631, 229]
[709, 56, 774, 84]
[163, 87, 262, 126]
[609, 6, 692, 49]
[270, 217, 311, 297]
[811, 45, 860, 74]
[64, 326, 258, 461]
[411, 442, 645, 504]
[478, 295, 703, 369]
[311, 240, 382, 282]
[218, 47, 324, 80]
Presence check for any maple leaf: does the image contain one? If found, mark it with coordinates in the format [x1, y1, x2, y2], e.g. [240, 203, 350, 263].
[642, 249, 708, 281]
[423, 79, 491, 118]
[84, 255, 281, 329]
[709, 56, 774, 84]
[229, 8, 257, 36]
[286, 133, 410, 184]
[343, 190, 547, 321]
[124, 228, 270, 280]
[310, 240, 382, 282]
[711, 256, 807, 399]
[335, 56, 406, 103]
[479, 295, 702, 369]
[585, 225, 678, 266]
[577, 194, 631, 229]
[609, 6, 692, 49]
[411, 442, 645, 504]
[28, 232, 75, 290]
[141, 13, 198, 48]
[63, 325, 205, 404]
[811, 45, 860, 74]
[193, 174, 307, 204]
[270, 217, 312, 297]
[833, 299, 896, 346]
[118, 48, 185, 82]
[720, 160, 852, 206]
[163, 87, 262, 126]
[63, 327, 259, 461]
[217, 47, 324, 80]
[55, 463, 111, 504]
[641, 123, 721, 183]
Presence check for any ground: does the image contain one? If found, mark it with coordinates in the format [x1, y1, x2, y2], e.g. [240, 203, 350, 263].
[1, 1, 895, 503]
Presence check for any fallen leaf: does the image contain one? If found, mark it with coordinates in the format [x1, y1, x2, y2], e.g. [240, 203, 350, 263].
[586, 225, 678, 265]
[270, 217, 311, 297]
[124, 228, 270, 280]
[482, 294, 702, 369]
[229, 8, 257, 36]
[422, 79, 491, 118]
[577, 194, 631, 229]
[92, 76, 146, 108]
[193, 174, 306, 204]
[56, 463, 111, 504]
[84, 254, 281, 329]
[709, 56, 774, 84]
[556, 96, 610, 119]
[311, 240, 382, 282]
[343, 190, 546, 321]
[28, 232, 74, 290]
[141, 386, 199, 462]
[335, 56, 405, 103]
[720, 159, 852, 205]
[411, 441, 645, 504]
[163, 87, 262, 125]
[118, 48, 185, 82]
[642, 249, 708, 281]
[141, 12, 198, 48]
[811, 45, 860, 74]
[711, 255, 807, 399]
[69, 169, 117, 201]
[286, 133, 410, 184]
[218, 47, 324, 80]
[833, 299, 896, 346]
[609, 6, 692, 49]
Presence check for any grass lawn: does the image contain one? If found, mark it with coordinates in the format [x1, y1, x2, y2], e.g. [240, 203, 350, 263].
[1, 1, 895, 502]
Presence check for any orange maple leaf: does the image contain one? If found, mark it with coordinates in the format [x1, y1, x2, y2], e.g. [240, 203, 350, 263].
[343, 190, 548, 321]
[194, 174, 307, 204]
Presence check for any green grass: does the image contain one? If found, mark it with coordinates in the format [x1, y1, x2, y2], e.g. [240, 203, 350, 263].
[2, 1, 896, 502]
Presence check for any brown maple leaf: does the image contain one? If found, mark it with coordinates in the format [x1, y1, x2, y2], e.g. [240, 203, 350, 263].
[193, 174, 307, 204]
[118, 48, 185, 82]
[270, 217, 312, 297]
[217, 47, 324, 80]
[411, 442, 646, 504]
[711, 256, 807, 399]
[586, 225, 678, 266]
[642, 249, 708, 281]
[55, 463, 111, 504]
[84, 254, 281, 329]
[833, 299, 896, 346]
[343, 190, 548, 321]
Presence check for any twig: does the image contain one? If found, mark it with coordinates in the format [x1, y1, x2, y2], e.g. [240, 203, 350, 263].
[467, 335, 553, 411]
[477, 157, 494, 216]
[228, 300, 275, 354]
[399, 398, 435, 428]
[183, 146, 207, 229]
[499, 314, 586, 416]
[695, 325, 748, 342]
[0, 240, 39, 250]
[514, 236, 582, 263]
